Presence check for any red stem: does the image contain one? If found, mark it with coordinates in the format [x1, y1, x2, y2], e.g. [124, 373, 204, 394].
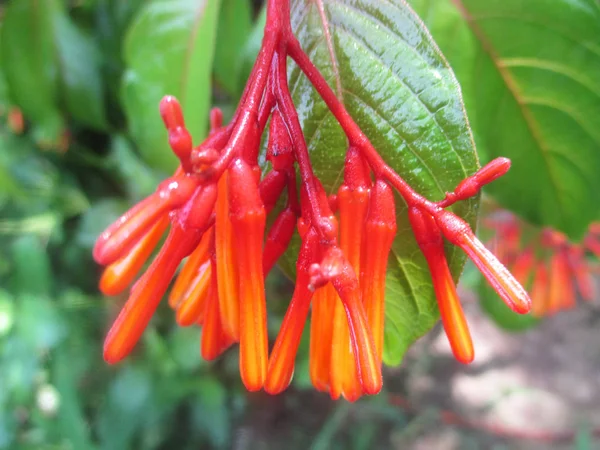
[272, 45, 335, 241]
[285, 38, 441, 216]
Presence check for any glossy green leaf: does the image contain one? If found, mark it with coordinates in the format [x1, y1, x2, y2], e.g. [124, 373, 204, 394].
[409, 0, 600, 240]
[288, 0, 479, 365]
[122, 0, 222, 171]
[214, 0, 253, 96]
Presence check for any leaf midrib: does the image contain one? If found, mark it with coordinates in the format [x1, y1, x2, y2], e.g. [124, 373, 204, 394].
[451, 0, 567, 221]
[179, 1, 209, 107]
[316, 0, 344, 102]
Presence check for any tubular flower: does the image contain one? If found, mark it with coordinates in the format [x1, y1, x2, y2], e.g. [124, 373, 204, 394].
[409, 207, 473, 364]
[94, 0, 531, 398]
[484, 210, 599, 317]
[330, 147, 371, 401]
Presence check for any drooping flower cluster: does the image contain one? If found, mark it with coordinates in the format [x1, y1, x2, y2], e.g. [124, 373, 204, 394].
[93, 0, 531, 400]
[484, 211, 599, 317]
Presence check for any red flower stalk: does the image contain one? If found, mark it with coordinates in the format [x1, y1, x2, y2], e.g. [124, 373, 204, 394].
[409, 207, 473, 364]
[94, 0, 532, 396]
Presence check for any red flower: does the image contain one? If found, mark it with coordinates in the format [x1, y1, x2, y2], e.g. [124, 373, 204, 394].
[94, 0, 531, 399]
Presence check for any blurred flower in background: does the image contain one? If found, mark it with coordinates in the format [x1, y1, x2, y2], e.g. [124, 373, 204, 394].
[483, 209, 599, 318]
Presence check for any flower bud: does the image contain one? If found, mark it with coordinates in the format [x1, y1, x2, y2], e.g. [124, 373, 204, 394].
[436, 210, 531, 314]
[409, 207, 473, 364]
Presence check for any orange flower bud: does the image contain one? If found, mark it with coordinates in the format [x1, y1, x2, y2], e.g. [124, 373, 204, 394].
[201, 255, 235, 360]
[168, 227, 214, 308]
[361, 181, 396, 361]
[436, 210, 531, 314]
[309, 282, 336, 392]
[103, 223, 203, 364]
[94, 173, 198, 265]
[228, 158, 268, 391]
[99, 216, 170, 296]
[330, 183, 370, 401]
[548, 250, 575, 314]
[215, 172, 240, 341]
[175, 261, 211, 326]
[331, 260, 382, 396]
[530, 262, 549, 318]
[265, 230, 318, 394]
[409, 207, 473, 364]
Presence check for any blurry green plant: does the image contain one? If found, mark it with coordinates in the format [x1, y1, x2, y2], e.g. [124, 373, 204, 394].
[0, 0, 598, 448]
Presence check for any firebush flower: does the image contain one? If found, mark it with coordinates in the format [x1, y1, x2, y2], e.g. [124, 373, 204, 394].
[94, 0, 531, 400]
[484, 211, 599, 317]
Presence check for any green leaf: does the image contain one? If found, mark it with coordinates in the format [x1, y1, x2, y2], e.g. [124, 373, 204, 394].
[191, 377, 230, 449]
[288, 0, 479, 365]
[1, 0, 107, 137]
[238, 5, 267, 89]
[408, 0, 600, 240]
[52, 4, 108, 130]
[11, 235, 53, 296]
[98, 365, 153, 450]
[106, 134, 163, 200]
[16, 294, 68, 351]
[1, 0, 64, 144]
[214, 0, 252, 97]
[50, 347, 97, 450]
[0, 290, 14, 338]
[122, 0, 222, 172]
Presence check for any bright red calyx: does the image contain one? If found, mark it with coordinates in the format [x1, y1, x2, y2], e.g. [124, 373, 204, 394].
[94, 0, 531, 400]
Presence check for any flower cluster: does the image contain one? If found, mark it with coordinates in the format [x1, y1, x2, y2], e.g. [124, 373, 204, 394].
[484, 211, 599, 317]
[93, 0, 531, 400]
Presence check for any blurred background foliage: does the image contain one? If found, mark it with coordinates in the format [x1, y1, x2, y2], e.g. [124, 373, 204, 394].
[0, 0, 599, 449]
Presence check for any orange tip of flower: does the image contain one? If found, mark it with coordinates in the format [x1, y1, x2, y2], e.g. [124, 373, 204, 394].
[332, 266, 382, 396]
[266, 278, 313, 395]
[94, 195, 169, 266]
[309, 284, 335, 392]
[436, 211, 531, 315]
[99, 216, 170, 296]
[215, 172, 240, 341]
[103, 225, 201, 364]
[175, 261, 211, 326]
[436, 266, 474, 364]
[168, 227, 213, 308]
[232, 210, 268, 392]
